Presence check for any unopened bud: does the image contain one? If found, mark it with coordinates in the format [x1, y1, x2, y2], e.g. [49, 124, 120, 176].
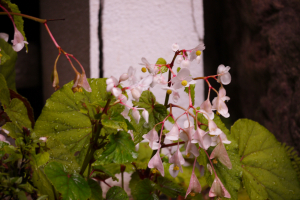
[131, 88, 141, 100]
[181, 59, 190, 68]
[39, 137, 47, 143]
[132, 108, 140, 124]
[142, 109, 149, 123]
[119, 73, 129, 82]
[181, 80, 188, 86]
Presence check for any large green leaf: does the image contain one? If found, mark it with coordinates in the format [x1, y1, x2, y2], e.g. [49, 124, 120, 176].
[131, 179, 158, 200]
[3, 98, 32, 138]
[44, 161, 91, 200]
[231, 119, 300, 200]
[32, 168, 58, 200]
[101, 114, 127, 131]
[88, 179, 103, 200]
[0, 38, 17, 90]
[94, 131, 137, 165]
[33, 78, 108, 156]
[31, 151, 50, 169]
[131, 90, 168, 144]
[106, 186, 129, 200]
[155, 176, 185, 198]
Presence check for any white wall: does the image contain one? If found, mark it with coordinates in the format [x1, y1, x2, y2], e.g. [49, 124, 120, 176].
[92, 0, 205, 108]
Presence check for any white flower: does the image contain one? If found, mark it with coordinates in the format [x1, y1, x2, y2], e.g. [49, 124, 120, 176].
[0, 33, 9, 42]
[136, 75, 153, 91]
[162, 86, 180, 102]
[199, 99, 214, 120]
[171, 68, 193, 90]
[172, 43, 179, 51]
[180, 124, 199, 157]
[169, 148, 185, 177]
[111, 87, 122, 97]
[127, 66, 137, 85]
[148, 150, 164, 176]
[212, 87, 230, 118]
[150, 74, 167, 87]
[209, 177, 231, 199]
[190, 42, 205, 61]
[165, 124, 179, 141]
[210, 141, 232, 169]
[106, 76, 118, 92]
[181, 59, 190, 68]
[140, 58, 158, 74]
[192, 127, 211, 150]
[217, 64, 231, 85]
[142, 109, 149, 123]
[132, 108, 140, 124]
[11, 28, 28, 52]
[208, 119, 223, 136]
[142, 128, 160, 150]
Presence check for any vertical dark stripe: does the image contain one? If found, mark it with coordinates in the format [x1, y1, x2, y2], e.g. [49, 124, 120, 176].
[98, 0, 104, 78]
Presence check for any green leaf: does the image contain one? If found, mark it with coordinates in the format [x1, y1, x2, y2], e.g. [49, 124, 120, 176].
[17, 191, 27, 200]
[231, 119, 300, 200]
[32, 168, 58, 200]
[0, 38, 17, 90]
[156, 57, 168, 74]
[36, 195, 49, 200]
[101, 114, 127, 131]
[92, 165, 118, 181]
[0, 141, 9, 157]
[1, 0, 28, 51]
[32, 151, 50, 168]
[156, 176, 185, 198]
[44, 161, 91, 200]
[131, 91, 167, 144]
[3, 98, 32, 139]
[33, 78, 108, 156]
[106, 186, 129, 200]
[88, 179, 103, 200]
[94, 131, 137, 165]
[3, 145, 22, 163]
[184, 84, 195, 105]
[131, 179, 158, 200]
[0, 73, 10, 106]
[0, 47, 10, 65]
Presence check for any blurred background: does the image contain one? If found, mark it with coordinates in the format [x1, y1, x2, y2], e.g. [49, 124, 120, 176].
[1, 0, 299, 159]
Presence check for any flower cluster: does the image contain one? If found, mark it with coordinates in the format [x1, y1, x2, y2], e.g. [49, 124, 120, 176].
[104, 42, 232, 199]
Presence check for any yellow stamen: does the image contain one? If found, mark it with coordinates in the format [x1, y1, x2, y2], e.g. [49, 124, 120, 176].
[216, 111, 220, 115]
[181, 80, 188, 86]
[141, 67, 147, 73]
[78, 88, 83, 92]
[152, 169, 158, 174]
[196, 50, 201, 56]
[186, 153, 191, 158]
[213, 158, 218, 164]
[190, 192, 196, 197]
[167, 89, 172, 95]
[173, 165, 179, 171]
